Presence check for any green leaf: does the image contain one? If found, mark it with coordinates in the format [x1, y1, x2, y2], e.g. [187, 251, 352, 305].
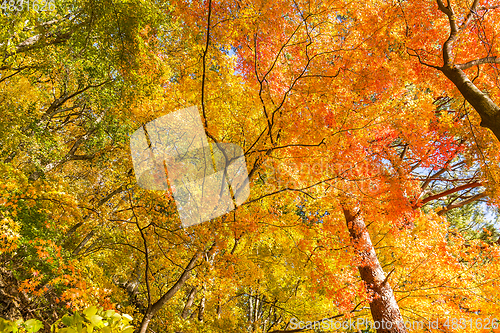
[121, 326, 134, 333]
[73, 312, 84, 324]
[83, 306, 98, 318]
[110, 313, 122, 323]
[50, 321, 61, 333]
[104, 310, 116, 318]
[122, 314, 133, 322]
[73, 312, 83, 332]
[59, 328, 77, 333]
[62, 315, 73, 326]
[88, 315, 103, 326]
[0, 317, 18, 333]
[24, 319, 43, 333]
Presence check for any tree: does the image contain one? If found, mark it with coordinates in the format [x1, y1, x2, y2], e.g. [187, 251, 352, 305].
[408, 0, 500, 142]
[2, 0, 500, 332]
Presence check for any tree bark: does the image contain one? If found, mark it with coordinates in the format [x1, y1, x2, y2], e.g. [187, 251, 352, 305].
[430, 0, 500, 142]
[440, 65, 500, 141]
[342, 205, 407, 333]
[71, 230, 95, 256]
[198, 293, 205, 322]
[180, 286, 197, 319]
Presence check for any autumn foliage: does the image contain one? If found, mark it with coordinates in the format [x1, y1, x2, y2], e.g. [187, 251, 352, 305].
[1, 0, 500, 332]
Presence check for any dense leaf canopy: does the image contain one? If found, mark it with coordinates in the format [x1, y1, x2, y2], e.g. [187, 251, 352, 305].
[1, 0, 500, 332]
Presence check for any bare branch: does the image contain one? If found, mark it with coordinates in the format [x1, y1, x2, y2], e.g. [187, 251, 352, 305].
[420, 181, 483, 205]
[150, 251, 202, 313]
[247, 138, 325, 154]
[437, 192, 487, 215]
[456, 56, 500, 70]
[406, 48, 441, 69]
[436, 0, 460, 66]
[460, 0, 480, 31]
[477, 5, 500, 11]
[200, 0, 212, 129]
[40, 80, 111, 122]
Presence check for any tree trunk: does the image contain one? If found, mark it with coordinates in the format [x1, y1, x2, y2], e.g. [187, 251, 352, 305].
[440, 65, 500, 141]
[181, 286, 197, 319]
[342, 205, 407, 333]
[198, 294, 205, 322]
[137, 251, 202, 333]
[72, 230, 95, 256]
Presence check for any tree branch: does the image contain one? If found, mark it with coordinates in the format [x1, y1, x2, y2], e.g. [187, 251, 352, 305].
[201, 0, 212, 129]
[420, 181, 483, 205]
[149, 250, 202, 315]
[456, 56, 500, 70]
[460, 0, 480, 31]
[437, 192, 487, 215]
[436, 0, 459, 66]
